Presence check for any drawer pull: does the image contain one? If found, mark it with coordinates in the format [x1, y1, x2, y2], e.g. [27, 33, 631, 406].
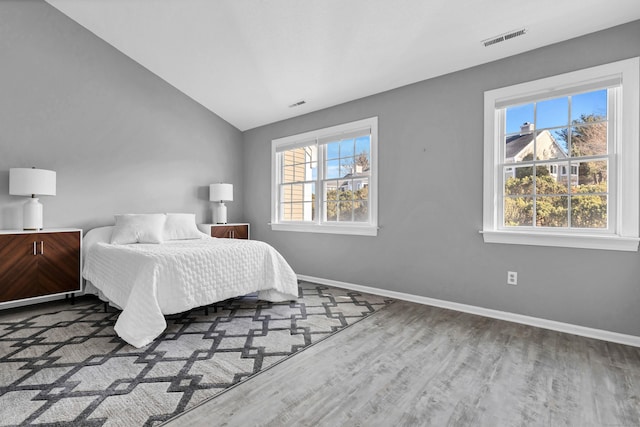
[33, 241, 37, 256]
[40, 241, 44, 255]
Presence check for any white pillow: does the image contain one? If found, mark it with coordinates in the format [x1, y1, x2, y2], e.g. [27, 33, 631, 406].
[110, 214, 166, 244]
[163, 213, 203, 240]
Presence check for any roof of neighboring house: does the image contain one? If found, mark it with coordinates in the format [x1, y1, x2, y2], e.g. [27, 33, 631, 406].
[337, 168, 370, 188]
[505, 133, 535, 159]
[506, 128, 569, 162]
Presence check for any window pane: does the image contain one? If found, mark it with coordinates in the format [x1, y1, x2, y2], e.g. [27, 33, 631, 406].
[354, 151, 370, 173]
[536, 196, 568, 227]
[306, 183, 316, 202]
[548, 161, 576, 189]
[324, 180, 338, 200]
[281, 181, 315, 222]
[340, 157, 355, 177]
[504, 131, 534, 163]
[355, 136, 371, 158]
[340, 138, 355, 157]
[571, 195, 607, 228]
[286, 182, 313, 205]
[281, 203, 292, 221]
[572, 89, 607, 122]
[536, 128, 569, 160]
[506, 103, 534, 135]
[283, 147, 311, 166]
[575, 160, 607, 191]
[549, 128, 569, 157]
[282, 150, 296, 167]
[326, 201, 337, 221]
[537, 173, 568, 196]
[338, 201, 353, 222]
[287, 202, 315, 222]
[281, 184, 292, 203]
[289, 203, 304, 221]
[571, 122, 607, 157]
[504, 167, 533, 195]
[537, 96, 568, 129]
[283, 165, 296, 183]
[504, 167, 515, 183]
[326, 142, 340, 160]
[353, 177, 369, 200]
[354, 201, 368, 222]
[504, 196, 533, 227]
[338, 185, 353, 201]
[307, 202, 316, 222]
[326, 159, 340, 179]
[284, 162, 316, 183]
[288, 184, 303, 204]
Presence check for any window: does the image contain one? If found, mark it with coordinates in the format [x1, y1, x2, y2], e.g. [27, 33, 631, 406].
[271, 117, 378, 236]
[483, 58, 639, 251]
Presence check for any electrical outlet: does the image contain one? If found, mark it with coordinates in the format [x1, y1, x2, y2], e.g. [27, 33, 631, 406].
[507, 271, 518, 285]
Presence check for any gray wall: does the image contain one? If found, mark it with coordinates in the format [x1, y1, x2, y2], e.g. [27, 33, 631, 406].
[0, 0, 243, 232]
[243, 20, 640, 336]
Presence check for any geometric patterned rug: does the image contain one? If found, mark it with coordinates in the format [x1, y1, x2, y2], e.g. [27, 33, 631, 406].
[0, 281, 393, 426]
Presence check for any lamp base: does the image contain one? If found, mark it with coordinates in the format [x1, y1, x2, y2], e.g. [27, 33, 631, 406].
[214, 202, 228, 224]
[23, 198, 43, 230]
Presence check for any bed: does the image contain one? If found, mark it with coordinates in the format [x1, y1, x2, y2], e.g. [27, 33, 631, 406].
[82, 214, 299, 348]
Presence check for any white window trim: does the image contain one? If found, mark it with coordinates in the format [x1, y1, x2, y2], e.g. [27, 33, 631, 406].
[271, 117, 378, 236]
[482, 58, 639, 251]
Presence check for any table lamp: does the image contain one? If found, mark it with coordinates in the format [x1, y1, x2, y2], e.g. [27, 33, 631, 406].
[9, 167, 57, 230]
[209, 183, 233, 224]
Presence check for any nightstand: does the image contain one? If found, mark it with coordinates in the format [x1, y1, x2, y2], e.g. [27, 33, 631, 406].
[0, 229, 82, 305]
[198, 223, 250, 239]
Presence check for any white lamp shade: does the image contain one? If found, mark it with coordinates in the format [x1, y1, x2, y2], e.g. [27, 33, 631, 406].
[209, 183, 233, 202]
[9, 168, 56, 196]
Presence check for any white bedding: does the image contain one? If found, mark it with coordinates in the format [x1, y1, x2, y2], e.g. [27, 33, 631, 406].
[83, 236, 299, 348]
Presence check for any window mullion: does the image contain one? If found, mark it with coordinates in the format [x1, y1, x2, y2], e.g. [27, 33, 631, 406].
[608, 87, 618, 233]
[317, 139, 324, 225]
[567, 95, 572, 228]
[533, 101, 539, 228]
[276, 152, 283, 223]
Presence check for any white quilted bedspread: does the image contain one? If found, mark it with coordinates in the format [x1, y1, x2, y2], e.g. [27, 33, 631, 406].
[83, 238, 299, 348]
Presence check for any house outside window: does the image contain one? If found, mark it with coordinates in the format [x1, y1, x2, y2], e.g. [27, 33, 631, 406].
[271, 117, 378, 236]
[482, 58, 639, 251]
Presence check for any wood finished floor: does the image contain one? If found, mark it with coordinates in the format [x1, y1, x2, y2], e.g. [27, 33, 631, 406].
[164, 300, 640, 427]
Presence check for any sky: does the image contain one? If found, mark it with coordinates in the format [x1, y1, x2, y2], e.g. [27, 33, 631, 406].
[326, 136, 370, 180]
[505, 89, 607, 135]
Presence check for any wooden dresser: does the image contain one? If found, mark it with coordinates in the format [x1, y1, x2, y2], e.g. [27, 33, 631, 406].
[0, 229, 82, 305]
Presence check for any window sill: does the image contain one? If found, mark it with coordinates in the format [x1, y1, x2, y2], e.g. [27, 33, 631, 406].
[481, 230, 639, 251]
[271, 223, 378, 236]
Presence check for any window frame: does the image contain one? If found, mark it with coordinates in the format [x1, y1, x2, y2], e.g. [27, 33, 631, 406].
[271, 117, 378, 236]
[482, 58, 639, 251]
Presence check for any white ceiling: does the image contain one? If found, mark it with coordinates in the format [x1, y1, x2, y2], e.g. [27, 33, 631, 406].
[45, 0, 640, 131]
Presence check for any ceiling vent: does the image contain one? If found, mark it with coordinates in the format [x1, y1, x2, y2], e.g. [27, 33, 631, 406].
[482, 28, 527, 47]
[288, 100, 306, 108]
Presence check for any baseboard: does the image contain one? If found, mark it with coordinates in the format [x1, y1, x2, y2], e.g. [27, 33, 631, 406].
[297, 274, 640, 348]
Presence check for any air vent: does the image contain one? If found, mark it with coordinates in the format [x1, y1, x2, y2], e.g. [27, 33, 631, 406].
[482, 28, 527, 47]
[288, 100, 306, 108]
